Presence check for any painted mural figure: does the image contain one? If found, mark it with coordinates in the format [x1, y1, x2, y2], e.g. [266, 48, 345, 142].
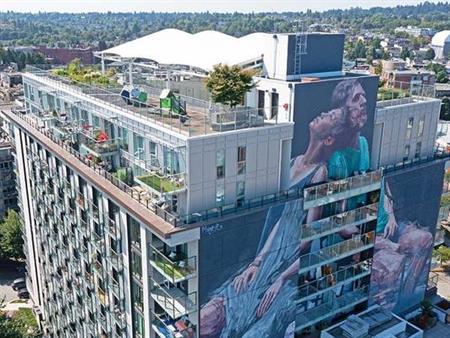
[200, 79, 370, 338]
[371, 181, 433, 312]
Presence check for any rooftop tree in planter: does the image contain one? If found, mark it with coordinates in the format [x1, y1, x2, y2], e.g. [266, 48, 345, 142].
[205, 64, 255, 108]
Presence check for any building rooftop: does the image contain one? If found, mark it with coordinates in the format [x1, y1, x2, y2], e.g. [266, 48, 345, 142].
[431, 30, 450, 47]
[100, 28, 272, 72]
[25, 69, 281, 138]
[322, 305, 423, 338]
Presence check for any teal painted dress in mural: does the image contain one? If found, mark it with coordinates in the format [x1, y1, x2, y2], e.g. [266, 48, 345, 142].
[327, 136, 370, 210]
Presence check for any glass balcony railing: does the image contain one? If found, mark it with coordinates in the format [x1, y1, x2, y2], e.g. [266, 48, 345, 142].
[98, 287, 108, 306]
[106, 248, 123, 271]
[149, 246, 196, 284]
[151, 310, 196, 338]
[299, 231, 375, 274]
[297, 285, 369, 333]
[77, 193, 86, 210]
[150, 282, 197, 319]
[298, 260, 372, 302]
[80, 138, 121, 156]
[303, 170, 382, 207]
[301, 203, 378, 240]
[106, 217, 121, 240]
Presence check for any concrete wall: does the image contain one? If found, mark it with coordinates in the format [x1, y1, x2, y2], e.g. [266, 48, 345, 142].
[186, 123, 293, 214]
[372, 98, 441, 168]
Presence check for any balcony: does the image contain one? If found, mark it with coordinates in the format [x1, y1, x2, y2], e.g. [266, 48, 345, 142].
[299, 231, 375, 275]
[303, 170, 382, 209]
[301, 203, 378, 241]
[152, 310, 196, 338]
[77, 194, 86, 210]
[298, 260, 372, 302]
[98, 287, 109, 306]
[80, 138, 121, 157]
[106, 249, 123, 272]
[106, 216, 121, 240]
[296, 285, 370, 332]
[149, 246, 196, 284]
[150, 283, 197, 319]
[137, 174, 184, 195]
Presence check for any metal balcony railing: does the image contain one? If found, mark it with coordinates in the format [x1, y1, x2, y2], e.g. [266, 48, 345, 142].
[150, 282, 197, 319]
[299, 231, 375, 274]
[301, 203, 378, 241]
[303, 170, 382, 207]
[296, 285, 370, 332]
[151, 310, 196, 338]
[149, 245, 196, 284]
[298, 260, 372, 302]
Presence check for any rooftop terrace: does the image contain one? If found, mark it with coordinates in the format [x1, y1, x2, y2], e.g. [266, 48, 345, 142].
[25, 67, 281, 137]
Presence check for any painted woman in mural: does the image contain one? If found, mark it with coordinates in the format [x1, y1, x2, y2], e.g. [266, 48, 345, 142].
[371, 181, 434, 312]
[200, 79, 370, 338]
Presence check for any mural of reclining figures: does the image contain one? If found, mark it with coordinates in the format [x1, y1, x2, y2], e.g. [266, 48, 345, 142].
[370, 163, 444, 313]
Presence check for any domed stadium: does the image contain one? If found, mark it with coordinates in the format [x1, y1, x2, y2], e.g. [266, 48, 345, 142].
[431, 30, 450, 59]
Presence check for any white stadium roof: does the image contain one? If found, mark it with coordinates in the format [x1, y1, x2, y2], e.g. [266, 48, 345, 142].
[100, 28, 273, 72]
[431, 30, 450, 47]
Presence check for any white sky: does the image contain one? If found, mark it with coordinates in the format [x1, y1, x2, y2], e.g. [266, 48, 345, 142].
[0, 0, 444, 13]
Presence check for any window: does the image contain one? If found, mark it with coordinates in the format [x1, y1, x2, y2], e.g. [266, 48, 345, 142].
[131, 251, 142, 281]
[237, 146, 246, 175]
[406, 118, 414, 139]
[133, 133, 144, 160]
[129, 217, 141, 249]
[149, 141, 158, 166]
[216, 149, 225, 179]
[236, 181, 245, 207]
[257, 90, 265, 116]
[418, 119, 425, 137]
[92, 115, 100, 128]
[271, 92, 279, 119]
[216, 184, 225, 206]
[133, 310, 145, 337]
[403, 144, 410, 161]
[415, 142, 422, 158]
[149, 141, 157, 156]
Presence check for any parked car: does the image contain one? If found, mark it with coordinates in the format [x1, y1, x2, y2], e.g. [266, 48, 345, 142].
[11, 277, 26, 290]
[17, 288, 29, 299]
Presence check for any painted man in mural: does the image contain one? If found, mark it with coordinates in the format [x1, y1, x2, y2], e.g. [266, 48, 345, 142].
[200, 79, 370, 338]
[371, 181, 434, 312]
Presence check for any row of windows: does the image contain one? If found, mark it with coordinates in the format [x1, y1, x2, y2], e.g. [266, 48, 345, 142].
[215, 181, 245, 207]
[403, 141, 422, 161]
[216, 145, 247, 179]
[406, 117, 425, 139]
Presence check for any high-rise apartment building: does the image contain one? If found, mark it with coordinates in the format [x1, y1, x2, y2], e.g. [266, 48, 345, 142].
[0, 140, 17, 220]
[0, 29, 445, 338]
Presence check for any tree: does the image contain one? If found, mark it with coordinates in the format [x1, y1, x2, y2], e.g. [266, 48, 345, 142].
[425, 48, 436, 60]
[436, 71, 448, 84]
[432, 245, 450, 267]
[440, 97, 450, 121]
[0, 308, 40, 338]
[400, 47, 411, 60]
[374, 62, 383, 76]
[426, 63, 448, 84]
[354, 40, 367, 59]
[205, 64, 255, 108]
[0, 210, 24, 260]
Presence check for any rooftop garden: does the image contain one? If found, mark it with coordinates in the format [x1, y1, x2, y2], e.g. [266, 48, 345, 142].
[52, 58, 117, 87]
[377, 86, 410, 101]
[136, 173, 183, 193]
